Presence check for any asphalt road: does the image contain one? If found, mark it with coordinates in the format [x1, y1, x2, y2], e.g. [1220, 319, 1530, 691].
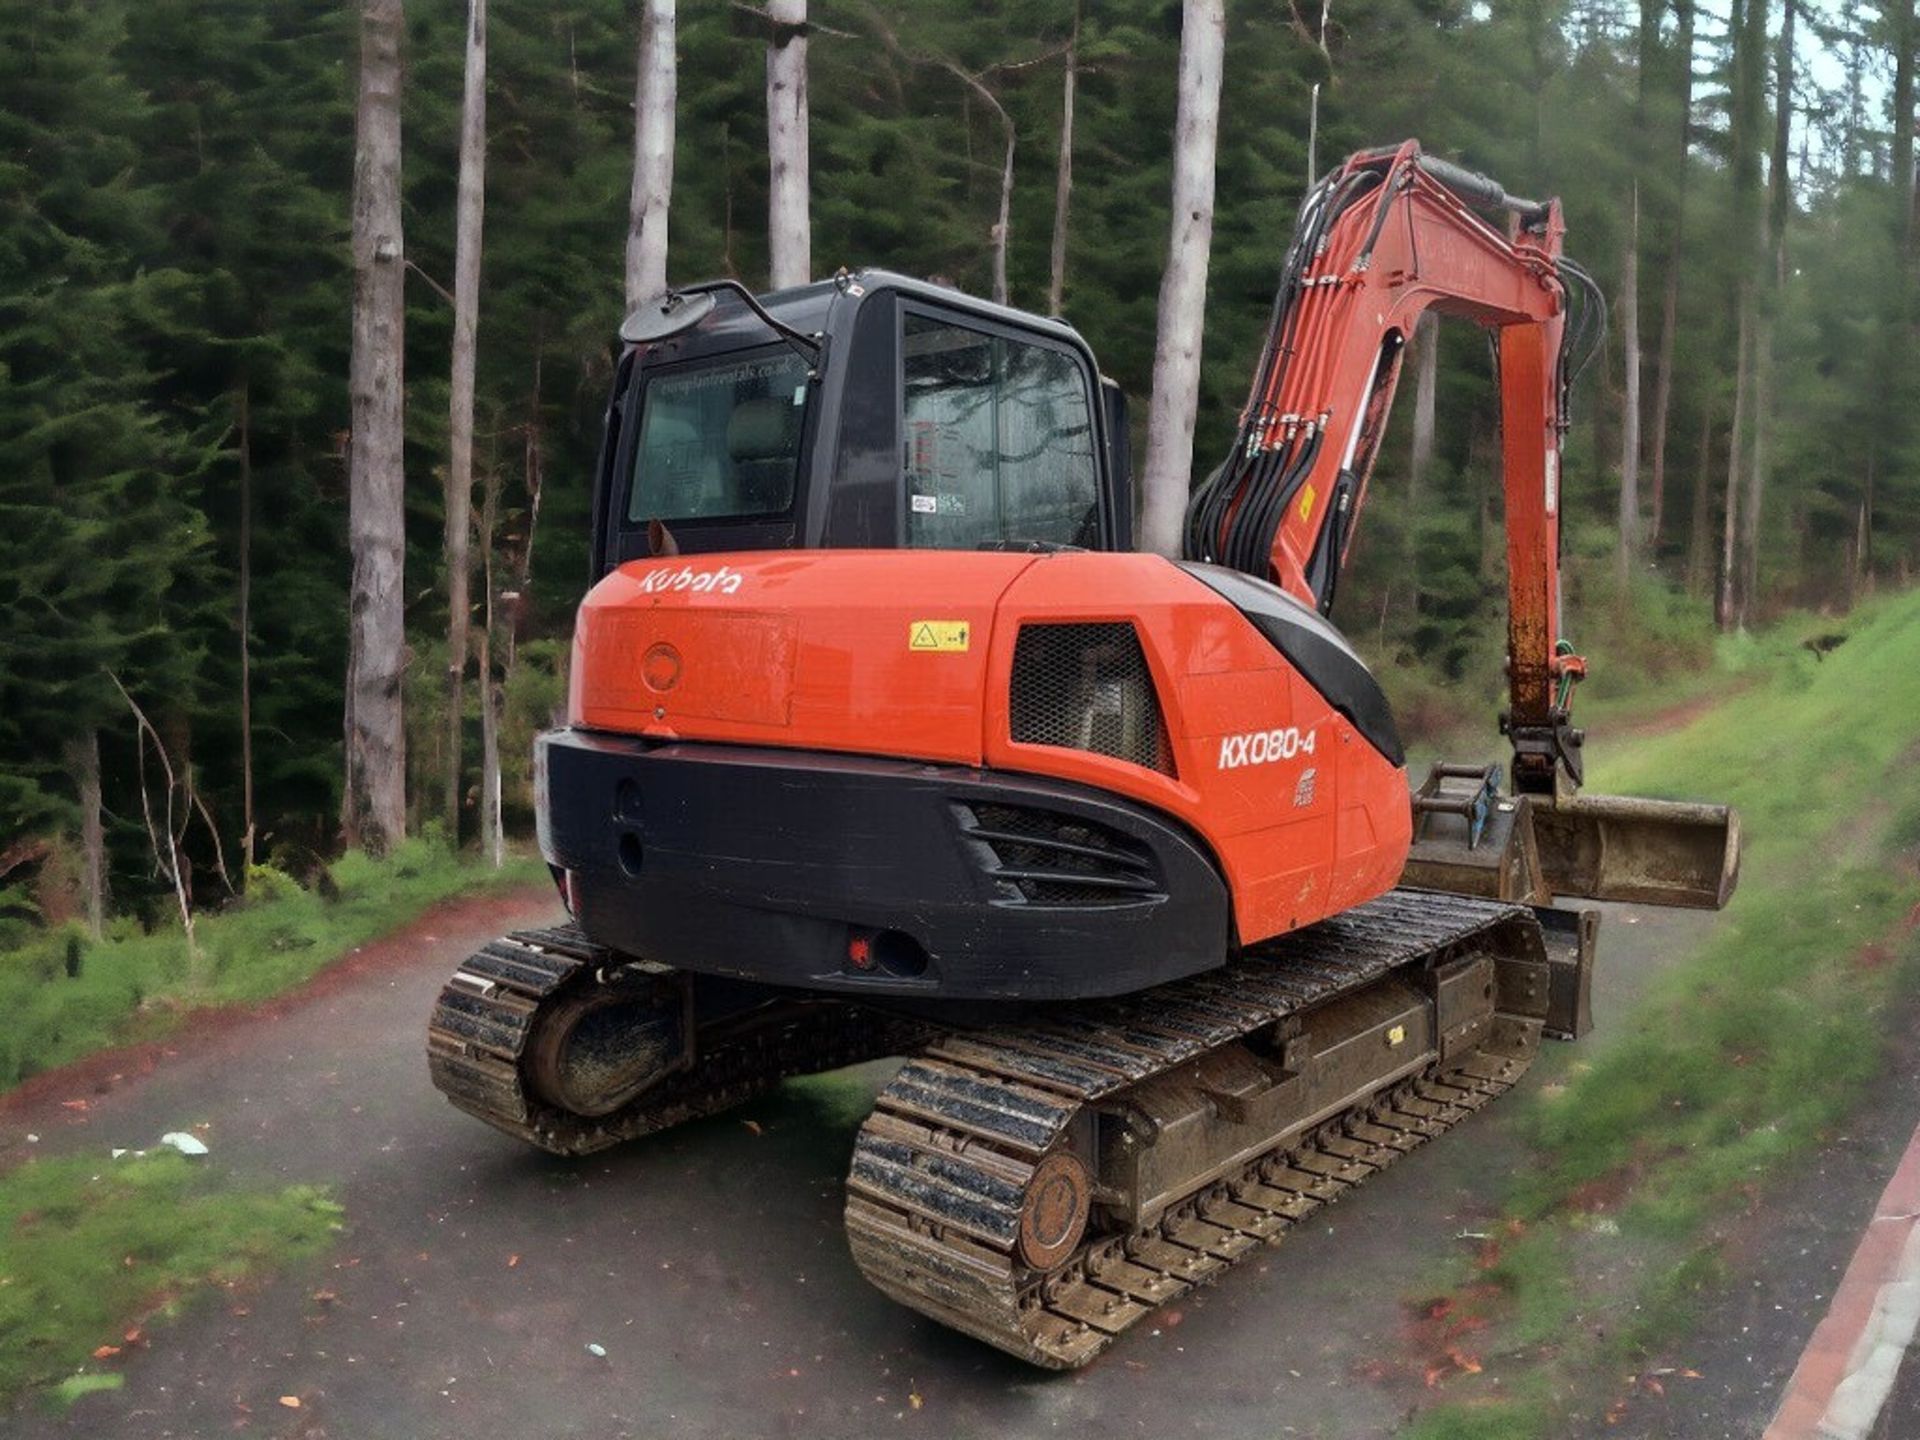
[2, 891, 1727, 1440]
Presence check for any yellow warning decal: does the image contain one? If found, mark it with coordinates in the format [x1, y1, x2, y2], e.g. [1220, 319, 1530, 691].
[1297, 482, 1317, 525]
[1387, 1024, 1406, 1048]
[908, 620, 971, 652]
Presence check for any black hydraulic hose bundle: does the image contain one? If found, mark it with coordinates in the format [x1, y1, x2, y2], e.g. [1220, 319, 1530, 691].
[1555, 256, 1607, 431]
[1186, 150, 1604, 587]
[1185, 164, 1383, 573]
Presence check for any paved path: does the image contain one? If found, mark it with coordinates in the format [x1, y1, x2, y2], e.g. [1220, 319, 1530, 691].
[1763, 1092, 1920, 1439]
[1591, 979, 1920, 1440]
[0, 892, 1714, 1440]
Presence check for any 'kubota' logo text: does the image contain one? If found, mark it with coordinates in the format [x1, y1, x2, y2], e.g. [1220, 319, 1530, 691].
[1217, 726, 1316, 770]
[640, 564, 744, 596]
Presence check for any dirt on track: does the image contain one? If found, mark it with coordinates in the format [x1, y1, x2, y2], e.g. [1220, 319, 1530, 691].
[1, 891, 1724, 1440]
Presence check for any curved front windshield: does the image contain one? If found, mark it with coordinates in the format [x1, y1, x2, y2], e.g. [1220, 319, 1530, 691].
[627, 350, 810, 522]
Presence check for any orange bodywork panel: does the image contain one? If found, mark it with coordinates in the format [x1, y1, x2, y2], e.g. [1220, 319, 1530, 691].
[570, 549, 1411, 949]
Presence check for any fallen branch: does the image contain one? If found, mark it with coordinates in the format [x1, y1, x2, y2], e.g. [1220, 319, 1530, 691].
[189, 776, 237, 897]
[729, 1, 857, 40]
[405, 258, 456, 308]
[0, 838, 52, 882]
[108, 672, 199, 966]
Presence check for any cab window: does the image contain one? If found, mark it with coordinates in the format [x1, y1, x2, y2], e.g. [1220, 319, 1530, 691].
[901, 312, 1100, 548]
[627, 349, 810, 522]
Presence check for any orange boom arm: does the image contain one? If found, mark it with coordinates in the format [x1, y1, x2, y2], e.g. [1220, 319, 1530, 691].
[1185, 140, 1603, 795]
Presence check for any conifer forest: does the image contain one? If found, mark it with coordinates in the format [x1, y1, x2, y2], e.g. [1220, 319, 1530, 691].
[4, 0, 1918, 939]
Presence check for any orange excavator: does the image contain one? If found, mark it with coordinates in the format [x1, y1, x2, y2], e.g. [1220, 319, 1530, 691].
[428, 141, 1739, 1367]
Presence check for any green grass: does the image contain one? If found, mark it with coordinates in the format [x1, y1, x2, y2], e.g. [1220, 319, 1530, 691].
[1411, 587, 1920, 1434]
[0, 1151, 341, 1406]
[0, 839, 544, 1092]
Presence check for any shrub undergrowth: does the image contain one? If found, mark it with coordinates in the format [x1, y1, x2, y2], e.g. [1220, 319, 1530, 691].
[0, 839, 543, 1091]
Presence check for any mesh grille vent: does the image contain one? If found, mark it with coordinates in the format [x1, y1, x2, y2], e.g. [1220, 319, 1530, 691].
[958, 803, 1159, 907]
[1008, 623, 1174, 775]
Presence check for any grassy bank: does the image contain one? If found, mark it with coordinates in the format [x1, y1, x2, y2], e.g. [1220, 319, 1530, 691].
[1409, 589, 1920, 1437]
[0, 1151, 340, 1407]
[0, 840, 544, 1092]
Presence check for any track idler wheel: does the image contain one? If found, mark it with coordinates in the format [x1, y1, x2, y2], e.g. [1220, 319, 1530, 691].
[1017, 1150, 1093, 1271]
[524, 975, 691, 1119]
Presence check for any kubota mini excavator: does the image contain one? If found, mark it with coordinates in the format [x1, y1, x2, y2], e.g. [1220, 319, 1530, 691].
[428, 141, 1740, 1368]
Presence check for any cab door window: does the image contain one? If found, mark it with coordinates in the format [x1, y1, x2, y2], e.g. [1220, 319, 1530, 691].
[901, 312, 1100, 548]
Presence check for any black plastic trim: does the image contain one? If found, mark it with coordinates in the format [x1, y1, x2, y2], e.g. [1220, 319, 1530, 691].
[537, 729, 1232, 1002]
[1177, 562, 1406, 767]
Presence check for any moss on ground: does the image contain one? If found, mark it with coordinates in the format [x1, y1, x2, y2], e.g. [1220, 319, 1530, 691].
[0, 1151, 341, 1407]
[0, 840, 543, 1091]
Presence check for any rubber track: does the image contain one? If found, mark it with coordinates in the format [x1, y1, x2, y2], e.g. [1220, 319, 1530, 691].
[843, 889, 1545, 1368]
[426, 926, 918, 1156]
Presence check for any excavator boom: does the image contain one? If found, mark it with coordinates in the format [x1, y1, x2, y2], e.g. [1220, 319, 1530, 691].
[1189, 140, 1593, 793]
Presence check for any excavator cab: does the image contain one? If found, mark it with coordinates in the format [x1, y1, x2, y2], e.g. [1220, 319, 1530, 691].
[589, 273, 1134, 576]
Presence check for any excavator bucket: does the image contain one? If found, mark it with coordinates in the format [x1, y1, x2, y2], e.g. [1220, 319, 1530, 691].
[1528, 792, 1741, 911]
[1405, 763, 1740, 912]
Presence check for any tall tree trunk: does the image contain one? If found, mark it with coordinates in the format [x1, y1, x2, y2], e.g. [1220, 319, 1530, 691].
[1618, 181, 1642, 584]
[508, 352, 545, 675]
[1849, 494, 1867, 607]
[236, 384, 255, 871]
[1648, 262, 1681, 545]
[765, 0, 810, 289]
[1894, 0, 1915, 253]
[477, 469, 505, 870]
[344, 0, 408, 855]
[1860, 445, 1876, 595]
[1686, 405, 1713, 596]
[1647, 0, 1694, 547]
[1769, 0, 1794, 257]
[1741, 0, 1793, 626]
[987, 93, 1015, 306]
[721, 122, 738, 278]
[444, 0, 485, 847]
[1719, 297, 1751, 630]
[626, 0, 676, 307]
[1858, 443, 1873, 595]
[933, 61, 1017, 305]
[1138, 0, 1226, 558]
[1307, 82, 1321, 186]
[1739, 323, 1767, 626]
[1407, 312, 1437, 598]
[990, 90, 1021, 311]
[1843, 37, 1866, 179]
[69, 730, 104, 940]
[1047, 4, 1079, 317]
